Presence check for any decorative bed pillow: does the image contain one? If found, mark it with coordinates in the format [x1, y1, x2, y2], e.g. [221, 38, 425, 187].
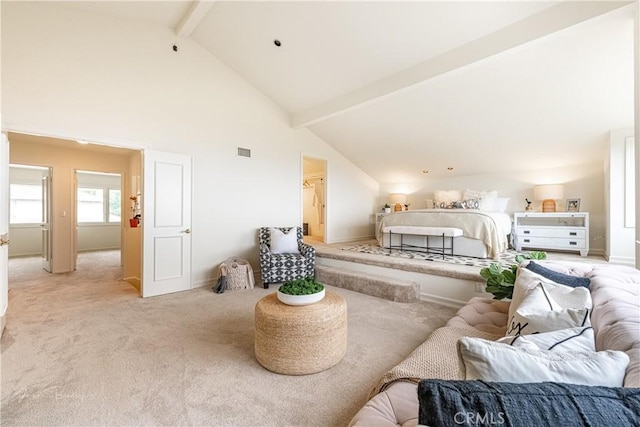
[509, 267, 592, 323]
[269, 228, 299, 254]
[526, 261, 591, 288]
[497, 327, 595, 352]
[418, 379, 640, 427]
[506, 283, 590, 336]
[440, 198, 481, 209]
[458, 337, 629, 387]
[433, 190, 461, 208]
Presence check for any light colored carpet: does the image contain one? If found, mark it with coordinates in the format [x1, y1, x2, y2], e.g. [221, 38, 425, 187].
[1, 251, 457, 426]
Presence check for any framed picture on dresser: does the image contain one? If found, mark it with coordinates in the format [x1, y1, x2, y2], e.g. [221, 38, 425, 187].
[566, 198, 580, 212]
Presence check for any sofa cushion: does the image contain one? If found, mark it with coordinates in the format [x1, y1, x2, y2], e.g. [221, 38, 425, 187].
[509, 267, 592, 324]
[446, 297, 510, 336]
[347, 381, 418, 427]
[507, 283, 590, 336]
[526, 261, 591, 288]
[418, 379, 640, 427]
[586, 263, 640, 387]
[458, 337, 629, 387]
[497, 326, 595, 352]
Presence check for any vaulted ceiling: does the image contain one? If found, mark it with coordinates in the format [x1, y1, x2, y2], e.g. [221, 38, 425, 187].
[57, 1, 635, 184]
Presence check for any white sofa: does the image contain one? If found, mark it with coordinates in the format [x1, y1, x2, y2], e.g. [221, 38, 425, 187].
[349, 261, 640, 426]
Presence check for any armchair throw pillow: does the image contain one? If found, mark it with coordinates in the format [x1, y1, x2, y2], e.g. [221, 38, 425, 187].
[269, 228, 300, 254]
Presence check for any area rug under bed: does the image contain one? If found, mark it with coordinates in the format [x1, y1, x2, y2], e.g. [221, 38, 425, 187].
[340, 242, 524, 268]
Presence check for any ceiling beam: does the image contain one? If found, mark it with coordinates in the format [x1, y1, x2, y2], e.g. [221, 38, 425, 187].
[291, 1, 634, 128]
[175, 1, 216, 39]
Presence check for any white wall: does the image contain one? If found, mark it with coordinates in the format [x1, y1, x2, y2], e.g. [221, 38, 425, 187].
[1, 3, 379, 285]
[380, 162, 607, 255]
[606, 129, 636, 265]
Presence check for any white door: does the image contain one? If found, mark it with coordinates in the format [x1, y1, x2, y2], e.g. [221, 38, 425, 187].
[1, 133, 10, 324]
[142, 150, 192, 297]
[41, 169, 52, 272]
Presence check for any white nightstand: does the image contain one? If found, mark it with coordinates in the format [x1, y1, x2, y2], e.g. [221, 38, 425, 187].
[513, 212, 589, 256]
[375, 212, 391, 231]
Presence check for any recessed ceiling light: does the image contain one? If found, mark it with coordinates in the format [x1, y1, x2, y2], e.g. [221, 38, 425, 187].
[422, 170, 429, 174]
[447, 167, 454, 171]
[274, 39, 281, 47]
[76, 140, 89, 145]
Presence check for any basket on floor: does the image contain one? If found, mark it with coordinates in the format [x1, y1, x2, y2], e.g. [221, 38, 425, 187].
[214, 258, 255, 293]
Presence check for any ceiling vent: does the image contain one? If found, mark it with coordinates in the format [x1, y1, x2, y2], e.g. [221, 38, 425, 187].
[237, 147, 251, 158]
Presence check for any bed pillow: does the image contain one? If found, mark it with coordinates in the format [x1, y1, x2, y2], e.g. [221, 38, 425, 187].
[458, 337, 629, 387]
[463, 189, 498, 211]
[482, 197, 510, 212]
[269, 228, 299, 254]
[433, 190, 461, 208]
[526, 261, 591, 288]
[497, 326, 595, 352]
[506, 283, 591, 336]
[418, 379, 640, 427]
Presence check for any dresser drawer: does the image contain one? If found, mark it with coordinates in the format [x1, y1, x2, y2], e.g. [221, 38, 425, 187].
[516, 227, 586, 239]
[518, 236, 586, 250]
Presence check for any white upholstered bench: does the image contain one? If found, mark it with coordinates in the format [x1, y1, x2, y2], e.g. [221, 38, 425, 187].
[382, 226, 463, 258]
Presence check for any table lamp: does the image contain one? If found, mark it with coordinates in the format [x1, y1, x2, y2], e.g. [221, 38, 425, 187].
[389, 193, 407, 212]
[534, 184, 564, 212]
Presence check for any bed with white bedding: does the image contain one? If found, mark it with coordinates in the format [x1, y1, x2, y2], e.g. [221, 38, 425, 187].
[376, 209, 512, 259]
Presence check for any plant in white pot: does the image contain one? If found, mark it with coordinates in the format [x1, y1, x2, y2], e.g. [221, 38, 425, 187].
[383, 203, 391, 213]
[277, 277, 325, 306]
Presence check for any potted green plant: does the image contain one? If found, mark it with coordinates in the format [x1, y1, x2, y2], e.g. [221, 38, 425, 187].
[277, 277, 325, 306]
[479, 251, 547, 300]
[383, 203, 391, 213]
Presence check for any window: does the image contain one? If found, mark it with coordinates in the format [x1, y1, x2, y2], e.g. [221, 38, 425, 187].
[9, 184, 42, 224]
[108, 189, 121, 222]
[77, 188, 104, 222]
[77, 187, 122, 223]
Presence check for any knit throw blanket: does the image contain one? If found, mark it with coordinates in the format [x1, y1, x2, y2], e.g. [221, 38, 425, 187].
[368, 326, 502, 399]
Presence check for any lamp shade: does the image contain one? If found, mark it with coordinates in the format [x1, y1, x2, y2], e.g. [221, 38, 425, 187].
[389, 193, 407, 212]
[534, 184, 564, 212]
[389, 193, 407, 205]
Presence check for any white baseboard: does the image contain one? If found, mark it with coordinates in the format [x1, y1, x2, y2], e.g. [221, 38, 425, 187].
[419, 292, 466, 309]
[606, 255, 636, 267]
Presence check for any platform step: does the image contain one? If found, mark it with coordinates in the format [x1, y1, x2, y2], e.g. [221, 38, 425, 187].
[315, 265, 420, 303]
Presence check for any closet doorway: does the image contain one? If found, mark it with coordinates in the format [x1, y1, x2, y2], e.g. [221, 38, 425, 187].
[302, 157, 326, 243]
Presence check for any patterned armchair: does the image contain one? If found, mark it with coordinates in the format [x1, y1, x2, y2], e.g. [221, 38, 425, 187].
[259, 227, 316, 289]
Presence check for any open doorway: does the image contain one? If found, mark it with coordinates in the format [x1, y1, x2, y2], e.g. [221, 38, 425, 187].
[7, 164, 51, 270]
[302, 157, 326, 243]
[7, 132, 142, 289]
[75, 170, 122, 270]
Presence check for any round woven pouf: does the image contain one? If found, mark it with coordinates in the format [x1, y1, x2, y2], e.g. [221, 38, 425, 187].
[254, 290, 347, 375]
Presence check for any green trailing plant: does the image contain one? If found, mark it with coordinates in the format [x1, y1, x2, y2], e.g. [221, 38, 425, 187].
[479, 251, 547, 300]
[278, 277, 324, 295]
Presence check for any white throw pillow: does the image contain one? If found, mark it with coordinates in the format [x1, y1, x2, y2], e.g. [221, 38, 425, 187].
[433, 190, 462, 206]
[497, 327, 596, 352]
[507, 283, 591, 336]
[458, 337, 629, 387]
[509, 267, 592, 323]
[269, 228, 299, 254]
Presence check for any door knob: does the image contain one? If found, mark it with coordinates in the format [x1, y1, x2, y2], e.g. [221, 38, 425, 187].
[182, 229, 191, 234]
[0, 233, 9, 246]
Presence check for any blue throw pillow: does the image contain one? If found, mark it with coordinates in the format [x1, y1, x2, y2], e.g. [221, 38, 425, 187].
[526, 261, 591, 288]
[418, 380, 640, 427]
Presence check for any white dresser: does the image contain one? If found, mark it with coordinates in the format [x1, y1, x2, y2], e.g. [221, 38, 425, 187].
[513, 212, 589, 256]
